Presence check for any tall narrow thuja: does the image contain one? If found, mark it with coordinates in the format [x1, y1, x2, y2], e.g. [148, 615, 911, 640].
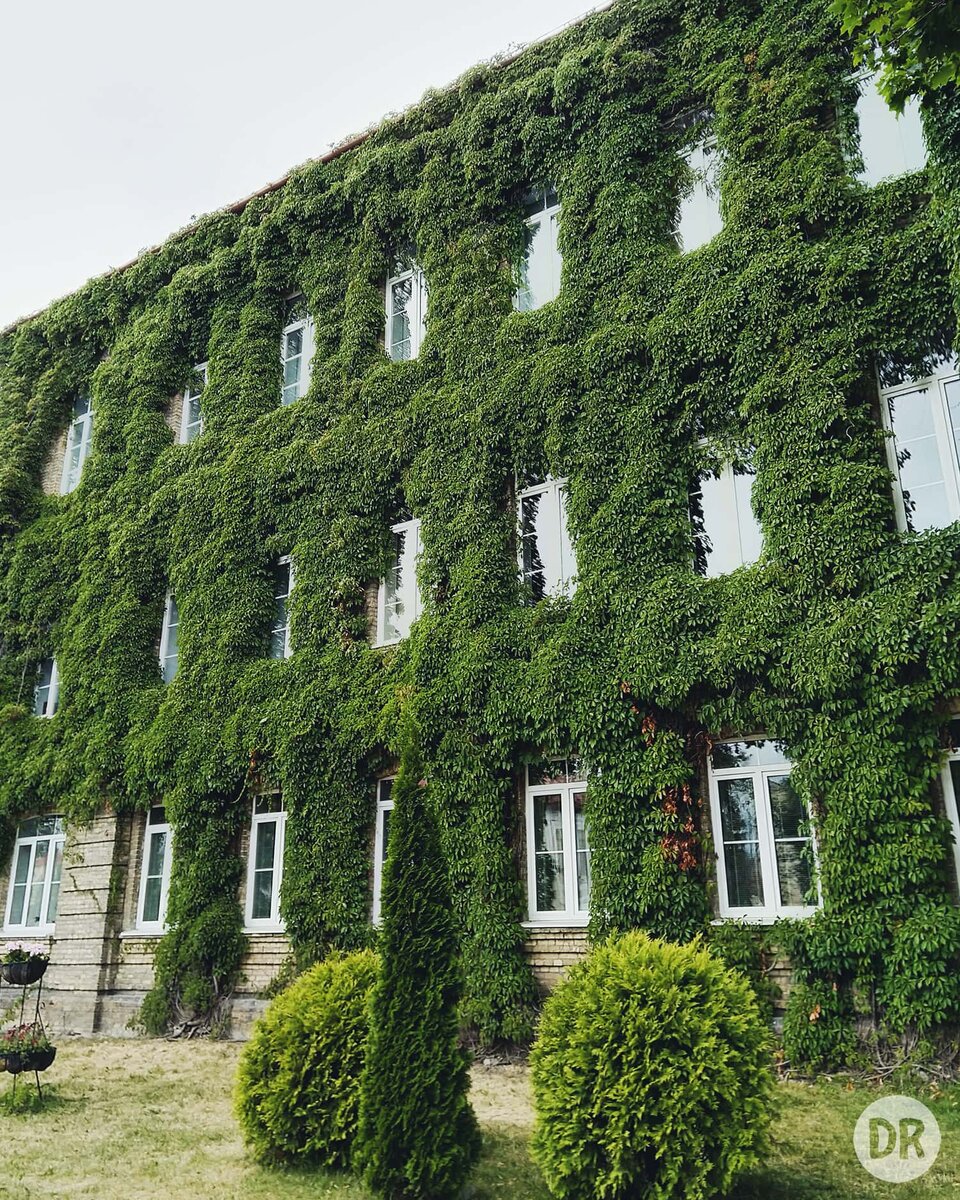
[356, 745, 480, 1199]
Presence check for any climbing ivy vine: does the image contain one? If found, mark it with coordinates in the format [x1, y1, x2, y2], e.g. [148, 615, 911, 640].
[0, 0, 959, 1052]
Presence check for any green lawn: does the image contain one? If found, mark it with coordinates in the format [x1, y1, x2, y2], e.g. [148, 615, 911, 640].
[0, 1039, 957, 1198]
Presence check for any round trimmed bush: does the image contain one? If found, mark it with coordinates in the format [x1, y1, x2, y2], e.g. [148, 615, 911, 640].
[235, 949, 379, 1168]
[530, 932, 774, 1200]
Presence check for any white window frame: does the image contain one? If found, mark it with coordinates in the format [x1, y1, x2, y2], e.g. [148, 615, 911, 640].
[524, 759, 590, 927]
[517, 477, 577, 599]
[179, 362, 207, 444]
[371, 777, 396, 925]
[33, 657, 60, 718]
[880, 358, 960, 532]
[270, 555, 294, 659]
[708, 739, 820, 925]
[514, 187, 562, 312]
[942, 718, 960, 892]
[385, 262, 427, 361]
[676, 134, 723, 253]
[159, 593, 179, 683]
[3, 817, 65, 935]
[60, 395, 93, 494]
[244, 795, 286, 931]
[375, 519, 423, 646]
[136, 806, 173, 933]
[691, 446, 763, 576]
[280, 300, 314, 406]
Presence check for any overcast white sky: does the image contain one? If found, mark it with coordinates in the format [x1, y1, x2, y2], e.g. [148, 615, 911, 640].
[0, 0, 599, 330]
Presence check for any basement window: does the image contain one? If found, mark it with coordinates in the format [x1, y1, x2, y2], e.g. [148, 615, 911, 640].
[371, 777, 395, 924]
[280, 296, 314, 405]
[514, 186, 562, 312]
[676, 135, 723, 253]
[245, 795, 286, 929]
[854, 72, 926, 185]
[60, 394, 94, 494]
[376, 519, 422, 646]
[3, 816, 65, 934]
[159, 594, 180, 683]
[517, 476, 577, 600]
[270, 556, 294, 659]
[525, 758, 590, 925]
[385, 257, 427, 361]
[180, 363, 206, 444]
[136, 806, 172, 932]
[33, 657, 60, 718]
[708, 739, 820, 923]
[690, 450, 763, 576]
[881, 355, 960, 532]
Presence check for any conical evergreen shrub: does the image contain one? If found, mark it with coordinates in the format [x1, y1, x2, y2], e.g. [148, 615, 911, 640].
[356, 747, 480, 1199]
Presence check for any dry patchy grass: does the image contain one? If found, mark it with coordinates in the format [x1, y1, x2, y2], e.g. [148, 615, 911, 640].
[1, 1039, 959, 1198]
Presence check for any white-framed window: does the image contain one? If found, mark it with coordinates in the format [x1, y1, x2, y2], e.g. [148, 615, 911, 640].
[525, 757, 590, 925]
[159, 594, 180, 683]
[180, 363, 206, 444]
[514, 186, 561, 312]
[371, 777, 395, 924]
[708, 739, 820, 924]
[60, 394, 93, 494]
[854, 72, 926, 186]
[270, 555, 294, 659]
[3, 816, 65, 934]
[942, 718, 960, 892]
[245, 795, 286, 929]
[881, 356, 960, 532]
[376, 519, 422, 646]
[136, 806, 172, 932]
[280, 296, 314, 406]
[518, 477, 577, 600]
[676, 136, 723, 253]
[33, 657, 60, 718]
[691, 451, 763, 576]
[385, 259, 427, 361]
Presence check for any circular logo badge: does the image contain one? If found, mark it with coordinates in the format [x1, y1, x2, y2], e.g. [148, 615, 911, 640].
[854, 1095, 940, 1183]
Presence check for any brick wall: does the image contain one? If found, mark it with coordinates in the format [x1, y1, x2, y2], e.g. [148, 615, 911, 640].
[523, 926, 589, 991]
[40, 429, 67, 496]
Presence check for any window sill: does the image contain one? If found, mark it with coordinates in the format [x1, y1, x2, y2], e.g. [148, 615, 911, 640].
[242, 926, 287, 936]
[521, 918, 590, 930]
[2, 928, 55, 940]
[711, 909, 820, 926]
[119, 929, 165, 940]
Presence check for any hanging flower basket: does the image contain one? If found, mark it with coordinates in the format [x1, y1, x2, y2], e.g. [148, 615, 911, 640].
[2, 1046, 56, 1075]
[0, 943, 49, 986]
[0, 1025, 55, 1074]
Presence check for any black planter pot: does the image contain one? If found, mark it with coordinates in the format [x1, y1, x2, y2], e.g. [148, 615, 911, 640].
[2, 1046, 56, 1075]
[0, 958, 47, 986]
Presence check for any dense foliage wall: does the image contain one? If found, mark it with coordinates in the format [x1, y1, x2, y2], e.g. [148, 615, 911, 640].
[0, 0, 959, 1045]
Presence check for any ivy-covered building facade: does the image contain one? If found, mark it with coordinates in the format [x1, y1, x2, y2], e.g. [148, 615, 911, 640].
[2, 0, 960, 1048]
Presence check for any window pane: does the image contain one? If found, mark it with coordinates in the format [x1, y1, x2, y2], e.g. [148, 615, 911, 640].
[142, 875, 162, 924]
[723, 842, 765, 908]
[677, 139, 723, 252]
[775, 842, 813, 907]
[534, 794, 564, 853]
[26, 839, 49, 925]
[254, 820, 277, 872]
[951, 759, 960, 803]
[574, 791, 591, 912]
[946, 379, 960, 470]
[252, 871, 274, 921]
[733, 465, 763, 566]
[146, 829, 168, 879]
[711, 741, 758, 770]
[254, 795, 284, 816]
[284, 328, 303, 360]
[390, 278, 413, 361]
[768, 774, 804, 838]
[516, 213, 560, 312]
[383, 524, 419, 641]
[34, 658, 54, 716]
[8, 844, 31, 925]
[693, 468, 740, 576]
[717, 777, 759, 840]
[380, 808, 392, 869]
[46, 841, 63, 924]
[856, 75, 926, 185]
[378, 778, 394, 805]
[521, 486, 568, 597]
[888, 386, 952, 530]
[527, 759, 568, 787]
